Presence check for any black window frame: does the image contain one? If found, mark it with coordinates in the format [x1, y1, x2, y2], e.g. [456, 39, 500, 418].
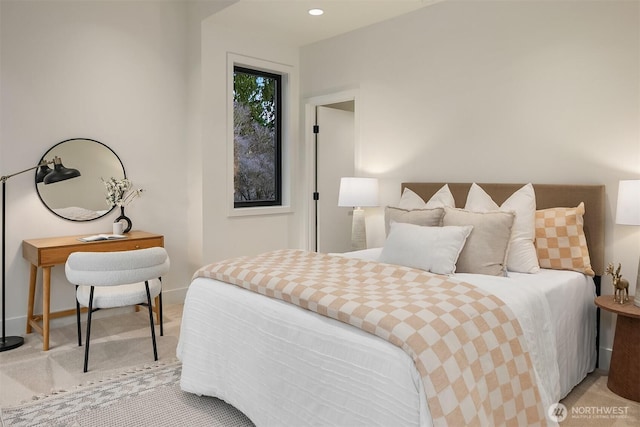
[233, 65, 283, 209]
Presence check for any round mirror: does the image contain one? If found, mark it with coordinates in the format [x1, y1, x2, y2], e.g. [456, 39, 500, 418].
[36, 138, 126, 221]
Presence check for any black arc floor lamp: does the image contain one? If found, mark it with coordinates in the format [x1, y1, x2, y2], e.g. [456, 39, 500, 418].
[1, 156, 80, 352]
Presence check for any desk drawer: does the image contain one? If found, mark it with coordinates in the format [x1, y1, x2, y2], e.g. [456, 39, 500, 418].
[39, 237, 164, 266]
[101, 237, 164, 252]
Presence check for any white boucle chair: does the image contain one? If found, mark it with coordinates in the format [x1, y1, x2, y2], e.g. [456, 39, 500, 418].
[65, 247, 170, 372]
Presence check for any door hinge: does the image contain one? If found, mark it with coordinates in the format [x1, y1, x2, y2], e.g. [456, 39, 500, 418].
[313, 192, 319, 201]
[313, 125, 319, 134]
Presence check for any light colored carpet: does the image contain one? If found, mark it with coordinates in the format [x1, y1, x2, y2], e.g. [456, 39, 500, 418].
[1, 361, 254, 427]
[1, 303, 639, 426]
[559, 369, 640, 426]
[0, 304, 184, 407]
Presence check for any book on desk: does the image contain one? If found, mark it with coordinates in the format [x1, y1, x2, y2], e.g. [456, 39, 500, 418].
[78, 234, 127, 242]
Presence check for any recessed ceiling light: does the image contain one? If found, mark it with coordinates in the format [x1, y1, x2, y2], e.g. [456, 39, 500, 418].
[308, 8, 324, 16]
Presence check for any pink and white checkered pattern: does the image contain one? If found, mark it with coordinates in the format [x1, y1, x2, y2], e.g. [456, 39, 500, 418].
[194, 250, 546, 427]
[535, 202, 594, 276]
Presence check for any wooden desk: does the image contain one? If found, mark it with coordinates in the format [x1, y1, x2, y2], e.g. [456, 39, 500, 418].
[594, 295, 640, 402]
[22, 230, 164, 351]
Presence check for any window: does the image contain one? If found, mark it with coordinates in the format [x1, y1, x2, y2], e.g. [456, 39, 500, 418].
[233, 66, 282, 208]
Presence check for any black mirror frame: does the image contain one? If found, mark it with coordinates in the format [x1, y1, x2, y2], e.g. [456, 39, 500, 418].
[35, 138, 126, 222]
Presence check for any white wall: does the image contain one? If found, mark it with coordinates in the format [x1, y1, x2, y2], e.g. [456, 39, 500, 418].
[184, 0, 237, 275]
[300, 0, 639, 369]
[0, 0, 191, 333]
[199, 11, 301, 263]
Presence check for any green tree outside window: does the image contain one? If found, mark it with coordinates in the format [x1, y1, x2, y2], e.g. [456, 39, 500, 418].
[233, 66, 282, 207]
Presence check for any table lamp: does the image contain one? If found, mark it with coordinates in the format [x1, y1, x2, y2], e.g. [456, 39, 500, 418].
[338, 177, 379, 251]
[615, 179, 640, 308]
[1, 156, 81, 352]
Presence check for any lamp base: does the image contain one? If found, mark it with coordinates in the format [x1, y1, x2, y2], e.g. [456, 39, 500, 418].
[351, 208, 367, 251]
[0, 335, 24, 352]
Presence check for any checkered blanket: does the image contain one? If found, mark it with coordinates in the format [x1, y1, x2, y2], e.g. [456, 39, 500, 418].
[193, 249, 547, 426]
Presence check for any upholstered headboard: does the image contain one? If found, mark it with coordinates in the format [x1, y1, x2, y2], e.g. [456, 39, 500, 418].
[402, 183, 606, 276]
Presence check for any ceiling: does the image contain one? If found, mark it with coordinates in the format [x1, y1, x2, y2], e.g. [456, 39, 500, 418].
[208, 0, 444, 46]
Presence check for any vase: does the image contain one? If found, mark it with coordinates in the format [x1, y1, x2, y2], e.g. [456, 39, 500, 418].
[114, 206, 132, 233]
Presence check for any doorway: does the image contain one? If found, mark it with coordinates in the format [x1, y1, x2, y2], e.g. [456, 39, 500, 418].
[316, 103, 355, 253]
[305, 92, 357, 253]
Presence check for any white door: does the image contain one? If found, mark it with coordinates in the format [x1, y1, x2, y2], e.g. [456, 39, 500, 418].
[316, 104, 355, 253]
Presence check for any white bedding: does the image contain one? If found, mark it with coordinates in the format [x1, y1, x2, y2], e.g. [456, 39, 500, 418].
[177, 249, 596, 426]
[339, 248, 597, 399]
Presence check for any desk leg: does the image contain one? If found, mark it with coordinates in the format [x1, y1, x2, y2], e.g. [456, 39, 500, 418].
[42, 266, 51, 351]
[26, 264, 37, 334]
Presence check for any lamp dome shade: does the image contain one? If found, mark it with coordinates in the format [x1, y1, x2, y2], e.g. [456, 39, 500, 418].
[338, 177, 379, 207]
[616, 180, 640, 225]
[35, 165, 53, 183]
[43, 160, 81, 184]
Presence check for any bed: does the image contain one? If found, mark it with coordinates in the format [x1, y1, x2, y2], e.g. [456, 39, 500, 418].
[177, 183, 605, 427]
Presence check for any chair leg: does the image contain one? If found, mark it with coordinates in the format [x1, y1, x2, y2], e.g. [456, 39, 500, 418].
[83, 287, 95, 373]
[145, 281, 158, 361]
[158, 290, 164, 337]
[75, 286, 82, 347]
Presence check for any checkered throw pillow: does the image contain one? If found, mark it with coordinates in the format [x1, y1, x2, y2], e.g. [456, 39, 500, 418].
[535, 202, 595, 276]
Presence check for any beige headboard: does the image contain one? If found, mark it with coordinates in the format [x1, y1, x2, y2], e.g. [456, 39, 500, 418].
[402, 183, 606, 276]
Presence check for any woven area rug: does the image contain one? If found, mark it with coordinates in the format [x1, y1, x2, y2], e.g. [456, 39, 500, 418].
[0, 360, 254, 427]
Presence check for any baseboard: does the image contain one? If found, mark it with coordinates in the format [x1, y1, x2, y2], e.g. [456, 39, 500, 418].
[0, 286, 189, 337]
[598, 347, 612, 372]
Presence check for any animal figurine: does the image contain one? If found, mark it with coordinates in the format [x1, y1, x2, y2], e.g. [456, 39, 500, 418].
[605, 263, 629, 304]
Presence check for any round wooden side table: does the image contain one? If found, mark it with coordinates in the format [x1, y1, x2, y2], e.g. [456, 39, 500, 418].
[594, 295, 640, 402]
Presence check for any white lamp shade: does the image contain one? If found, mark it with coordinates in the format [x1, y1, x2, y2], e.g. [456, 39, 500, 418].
[616, 180, 640, 226]
[338, 177, 379, 208]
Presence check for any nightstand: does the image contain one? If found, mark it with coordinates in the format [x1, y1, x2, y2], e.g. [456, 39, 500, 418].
[594, 295, 640, 402]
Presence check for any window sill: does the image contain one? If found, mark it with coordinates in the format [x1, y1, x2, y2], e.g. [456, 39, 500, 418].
[228, 205, 293, 218]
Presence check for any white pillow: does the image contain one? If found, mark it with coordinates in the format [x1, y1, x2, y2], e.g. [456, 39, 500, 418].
[464, 183, 540, 273]
[397, 185, 455, 210]
[379, 222, 473, 275]
[397, 188, 427, 210]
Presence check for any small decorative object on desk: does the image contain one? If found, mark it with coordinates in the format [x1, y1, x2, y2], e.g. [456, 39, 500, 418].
[115, 206, 133, 233]
[102, 177, 143, 233]
[113, 220, 124, 235]
[606, 262, 629, 304]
